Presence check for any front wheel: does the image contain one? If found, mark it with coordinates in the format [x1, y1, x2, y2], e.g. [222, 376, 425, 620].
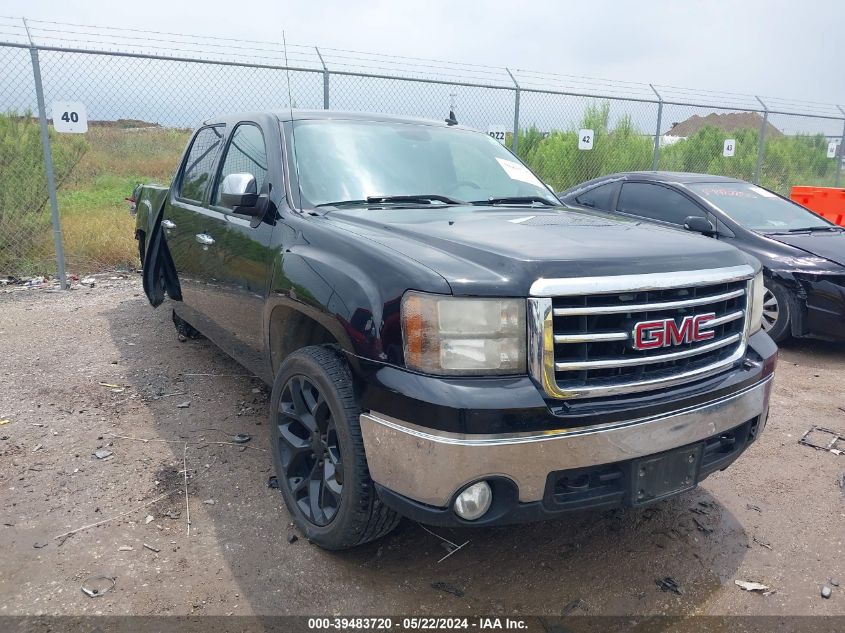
[760, 280, 791, 343]
[269, 346, 399, 549]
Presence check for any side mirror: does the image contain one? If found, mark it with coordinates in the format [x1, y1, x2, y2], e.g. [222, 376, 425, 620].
[219, 173, 259, 213]
[683, 215, 715, 235]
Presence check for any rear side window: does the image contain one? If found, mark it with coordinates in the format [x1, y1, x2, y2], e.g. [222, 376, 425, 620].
[212, 123, 269, 206]
[575, 183, 616, 210]
[179, 126, 225, 203]
[617, 182, 704, 225]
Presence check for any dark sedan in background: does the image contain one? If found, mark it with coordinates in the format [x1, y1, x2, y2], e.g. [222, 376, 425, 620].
[558, 172, 845, 342]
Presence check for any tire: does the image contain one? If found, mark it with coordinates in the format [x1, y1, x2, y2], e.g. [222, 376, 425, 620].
[269, 345, 400, 550]
[761, 280, 791, 343]
[172, 309, 203, 341]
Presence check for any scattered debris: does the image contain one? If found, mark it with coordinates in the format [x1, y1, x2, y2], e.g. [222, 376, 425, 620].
[753, 536, 772, 550]
[838, 473, 845, 497]
[799, 426, 844, 455]
[143, 543, 160, 553]
[735, 580, 770, 592]
[80, 277, 96, 287]
[81, 575, 115, 598]
[98, 382, 125, 393]
[183, 443, 191, 537]
[655, 577, 683, 595]
[54, 488, 183, 542]
[821, 585, 832, 599]
[561, 598, 588, 615]
[693, 518, 713, 534]
[118, 545, 133, 551]
[177, 401, 191, 409]
[287, 532, 298, 544]
[33, 542, 47, 549]
[267, 475, 279, 489]
[93, 449, 113, 460]
[144, 515, 154, 525]
[32, 444, 43, 452]
[746, 504, 762, 513]
[233, 433, 251, 444]
[417, 523, 471, 563]
[430, 581, 464, 598]
[0, 419, 10, 426]
[831, 579, 840, 587]
[203, 499, 215, 505]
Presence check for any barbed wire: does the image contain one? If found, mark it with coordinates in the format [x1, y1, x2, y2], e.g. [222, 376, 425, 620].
[0, 15, 842, 117]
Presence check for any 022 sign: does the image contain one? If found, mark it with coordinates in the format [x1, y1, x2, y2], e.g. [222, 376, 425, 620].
[487, 124, 507, 144]
[52, 101, 88, 133]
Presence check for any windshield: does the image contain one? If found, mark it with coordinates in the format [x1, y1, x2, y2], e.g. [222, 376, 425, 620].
[688, 182, 833, 232]
[289, 119, 559, 207]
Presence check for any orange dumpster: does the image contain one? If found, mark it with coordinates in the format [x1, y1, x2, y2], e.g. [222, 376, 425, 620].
[790, 186, 845, 227]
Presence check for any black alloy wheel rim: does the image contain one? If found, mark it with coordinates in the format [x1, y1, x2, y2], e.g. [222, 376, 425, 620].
[275, 375, 343, 526]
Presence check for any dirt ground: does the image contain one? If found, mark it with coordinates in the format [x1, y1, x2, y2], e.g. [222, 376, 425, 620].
[1, 276, 844, 619]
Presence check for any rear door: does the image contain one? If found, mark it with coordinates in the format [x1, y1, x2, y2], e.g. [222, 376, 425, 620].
[164, 125, 226, 325]
[199, 121, 276, 375]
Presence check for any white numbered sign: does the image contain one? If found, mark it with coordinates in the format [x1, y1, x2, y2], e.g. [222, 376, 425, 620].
[827, 142, 838, 159]
[578, 129, 594, 150]
[723, 139, 736, 157]
[487, 124, 507, 144]
[52, 101, 88, 133]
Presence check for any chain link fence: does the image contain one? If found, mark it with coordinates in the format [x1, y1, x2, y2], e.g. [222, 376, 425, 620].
[1, 17, 843, 283]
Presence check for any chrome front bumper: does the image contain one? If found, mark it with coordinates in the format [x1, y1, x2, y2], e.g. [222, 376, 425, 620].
[360, 375, 773, 508]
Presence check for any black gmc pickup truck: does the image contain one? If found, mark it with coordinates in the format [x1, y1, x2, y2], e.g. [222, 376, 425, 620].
[136, 110, 777, 549]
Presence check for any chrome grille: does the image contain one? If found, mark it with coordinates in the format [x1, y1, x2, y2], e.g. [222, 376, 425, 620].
[527, 266, 755, 400]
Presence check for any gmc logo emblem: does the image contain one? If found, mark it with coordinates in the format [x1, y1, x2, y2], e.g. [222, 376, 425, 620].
[632, 313, 716, 350]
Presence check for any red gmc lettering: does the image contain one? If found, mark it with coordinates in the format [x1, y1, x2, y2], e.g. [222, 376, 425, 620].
[633, 320, 666, 349]
[633, 313, 716, 350]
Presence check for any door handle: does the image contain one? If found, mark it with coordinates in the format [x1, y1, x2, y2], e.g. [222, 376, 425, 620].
[161, 219, 176, 229]
[195, 233, 215, 246]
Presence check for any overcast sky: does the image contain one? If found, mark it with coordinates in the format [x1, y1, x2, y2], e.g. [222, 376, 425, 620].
[4, 0, 843, 107]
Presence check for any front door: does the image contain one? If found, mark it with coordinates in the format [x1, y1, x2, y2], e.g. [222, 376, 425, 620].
[197, 122, 276, 376]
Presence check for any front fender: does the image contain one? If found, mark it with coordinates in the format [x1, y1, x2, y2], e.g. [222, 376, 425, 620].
[264, 217, 452, 373]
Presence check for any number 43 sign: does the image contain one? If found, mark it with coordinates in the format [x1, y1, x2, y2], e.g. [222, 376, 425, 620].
[52, 101, 88, 133]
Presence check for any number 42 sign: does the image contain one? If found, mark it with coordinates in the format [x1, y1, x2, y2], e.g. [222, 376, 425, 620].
[52, 101, 88, 133]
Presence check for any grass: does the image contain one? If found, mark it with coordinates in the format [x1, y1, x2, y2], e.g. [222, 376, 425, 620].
[56, 125, 189, 272]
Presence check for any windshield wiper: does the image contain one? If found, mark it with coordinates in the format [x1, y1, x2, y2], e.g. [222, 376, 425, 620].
[784, 226, 842, 233]
[469, 196, 559, 207]
[366, 194, 464, 205]
[314, 199, 369, 208]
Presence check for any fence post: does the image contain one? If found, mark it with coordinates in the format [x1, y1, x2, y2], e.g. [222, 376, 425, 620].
[649, 84, 663, 171]
[24, 20, 67, 288]
[836, 106, 845, 188]
[506, 68, 520, 154]
[315, 47, 329, 109]
[753, 96, 768, 185]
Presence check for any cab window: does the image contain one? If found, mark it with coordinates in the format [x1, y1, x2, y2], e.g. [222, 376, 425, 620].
[212, 123, 269, 207]
[179, 126, 225, 203]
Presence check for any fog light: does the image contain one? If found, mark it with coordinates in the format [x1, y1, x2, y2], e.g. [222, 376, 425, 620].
[453, 481, 492, 521]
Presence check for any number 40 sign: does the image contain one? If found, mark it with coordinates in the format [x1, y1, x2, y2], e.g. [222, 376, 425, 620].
[52, 101, 88, 133]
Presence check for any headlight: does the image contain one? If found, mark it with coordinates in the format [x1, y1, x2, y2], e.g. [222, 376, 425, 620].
[747, 272, 765, 335]
[401, 291, 526, 375]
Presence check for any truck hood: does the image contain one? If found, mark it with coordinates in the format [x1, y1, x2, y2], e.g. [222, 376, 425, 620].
[762, 231, 845, 268]
[324, 206, 756, 296]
